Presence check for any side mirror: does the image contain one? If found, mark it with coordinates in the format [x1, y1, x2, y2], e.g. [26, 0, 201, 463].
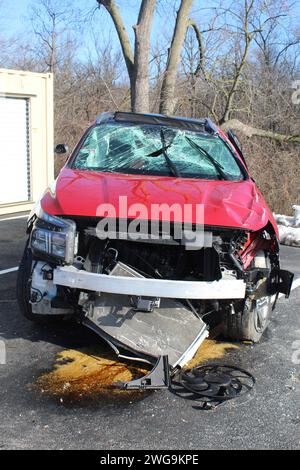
[54, 144, 69, 154]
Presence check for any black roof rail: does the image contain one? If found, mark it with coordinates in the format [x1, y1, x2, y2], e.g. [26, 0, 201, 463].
[95, 111, 219, 135]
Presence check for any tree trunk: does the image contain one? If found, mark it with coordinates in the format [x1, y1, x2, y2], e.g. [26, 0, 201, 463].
[219, 0, 254, 124]
[132, 0, 156, 112]
[50, 29, 56, 74]
[98, 0, 156, 112]
[98, 0, 135, 107]
[221, 119, 300, 143]
[159, 0, 193, 115]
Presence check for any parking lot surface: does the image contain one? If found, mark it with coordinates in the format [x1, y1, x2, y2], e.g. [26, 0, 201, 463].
[0, 216, 299, 450]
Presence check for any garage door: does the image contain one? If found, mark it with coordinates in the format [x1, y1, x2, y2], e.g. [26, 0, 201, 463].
[0, 97, 30, 205]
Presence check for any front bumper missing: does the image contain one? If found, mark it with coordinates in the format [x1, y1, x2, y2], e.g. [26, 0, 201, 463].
[53, 265, 246, 300]
[53, 263, 244, 372]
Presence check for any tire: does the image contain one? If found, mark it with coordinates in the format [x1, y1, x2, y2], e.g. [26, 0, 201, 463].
[223, 296, 272, 343]
[16, 242, 63, 323]
[222, 251, 272, 343]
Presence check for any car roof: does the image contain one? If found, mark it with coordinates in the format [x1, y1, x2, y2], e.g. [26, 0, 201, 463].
[95, 111, 219, 135]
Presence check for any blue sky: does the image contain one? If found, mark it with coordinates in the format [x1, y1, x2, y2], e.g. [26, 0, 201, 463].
[4, 0, 300, 33]
[1, 0, 188, 65]
[2, 0, 162, 40]
[0, 1, 161, 57]
[2, 0, 300, 63]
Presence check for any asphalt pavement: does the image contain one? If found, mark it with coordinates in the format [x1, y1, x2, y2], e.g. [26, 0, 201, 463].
[0, 216, 299, 450]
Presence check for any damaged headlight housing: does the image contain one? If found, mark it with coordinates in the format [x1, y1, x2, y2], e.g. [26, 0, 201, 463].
[30, 204, 76, 264]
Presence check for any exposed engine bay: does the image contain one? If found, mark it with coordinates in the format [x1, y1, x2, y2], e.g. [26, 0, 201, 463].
[26, 212, 293, 373]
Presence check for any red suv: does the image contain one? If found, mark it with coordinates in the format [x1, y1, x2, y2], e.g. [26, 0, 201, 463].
[17, 112, 293, 368]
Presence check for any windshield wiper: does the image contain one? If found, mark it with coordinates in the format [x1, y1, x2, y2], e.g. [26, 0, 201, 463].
[146, 129, 180, 177]
[185, 136, 228, 180]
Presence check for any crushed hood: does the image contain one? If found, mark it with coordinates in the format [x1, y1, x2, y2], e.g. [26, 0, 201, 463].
[41, 168, 277, 232]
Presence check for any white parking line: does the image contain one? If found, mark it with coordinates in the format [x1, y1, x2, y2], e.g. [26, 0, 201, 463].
[0, 267, 18, 275]
[0, 215, 28, 222]
[290, 277, 300, 293]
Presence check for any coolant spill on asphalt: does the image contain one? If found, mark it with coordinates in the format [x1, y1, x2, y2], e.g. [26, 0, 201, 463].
[34, 340, 239, 405]
[34, 346, 149, 404]
[186, 340, 239, 369]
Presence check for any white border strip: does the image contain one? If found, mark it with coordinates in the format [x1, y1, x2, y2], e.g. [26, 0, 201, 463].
[0, 267, 18, 275]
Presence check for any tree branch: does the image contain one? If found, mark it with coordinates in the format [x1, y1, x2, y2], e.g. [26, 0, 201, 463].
[188, 19, 206, 78]
[159, 0, 193, 115]
[132, 0, 156, 112]
[221, 119, 300, 143]
[97, 0, 134, 79]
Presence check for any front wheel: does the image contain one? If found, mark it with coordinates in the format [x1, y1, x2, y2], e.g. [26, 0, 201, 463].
[223, 296, 272, 343]
[222, 250, 273, 343]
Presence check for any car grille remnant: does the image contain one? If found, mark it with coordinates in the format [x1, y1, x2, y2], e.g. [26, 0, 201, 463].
[80, 262, 210, 368]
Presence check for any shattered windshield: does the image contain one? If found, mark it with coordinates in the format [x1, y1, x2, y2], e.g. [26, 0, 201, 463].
[72, 122, 245, 181]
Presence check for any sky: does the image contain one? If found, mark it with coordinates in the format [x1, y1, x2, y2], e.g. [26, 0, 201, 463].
[2, 0, 163, 41]
[0, 0, 162, 59]
[0, 0, 193, 67]
[2, 0, 300, 65]
[4, 0, 300, 32]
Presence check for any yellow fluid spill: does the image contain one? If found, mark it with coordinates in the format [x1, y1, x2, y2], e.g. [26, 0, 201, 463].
[35, 340, 239, 403]
[186, 339, 239, 369]
[35, 346, 149, 403]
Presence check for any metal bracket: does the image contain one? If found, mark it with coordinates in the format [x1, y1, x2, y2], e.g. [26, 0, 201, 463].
[131, 296, 161, 312]
[269, 269, 294, 298]
[116, 355, 171, 390]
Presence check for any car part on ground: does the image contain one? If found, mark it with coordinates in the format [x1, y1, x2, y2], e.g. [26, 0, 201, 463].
[116, 355, 171, 390]
[171, 364, 255, 409]
[115, 356, 255, 410]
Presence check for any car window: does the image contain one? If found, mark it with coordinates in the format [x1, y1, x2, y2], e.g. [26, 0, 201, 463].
[72, 123, 245, 181]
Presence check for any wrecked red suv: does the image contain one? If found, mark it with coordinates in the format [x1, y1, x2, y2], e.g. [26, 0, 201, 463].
[17, 112, 293, 369]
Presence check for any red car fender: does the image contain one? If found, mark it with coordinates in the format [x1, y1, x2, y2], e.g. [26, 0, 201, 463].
[240, 230, 279, 270]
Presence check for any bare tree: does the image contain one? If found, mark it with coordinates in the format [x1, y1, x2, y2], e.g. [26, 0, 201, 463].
[219, 0, 257, 124]
[29, 0, 78, 74]
[97, 0, 194, 114]
[97, 0, 156, 112]
[159, 0, 193, 114]
[252, 0, 300, 72]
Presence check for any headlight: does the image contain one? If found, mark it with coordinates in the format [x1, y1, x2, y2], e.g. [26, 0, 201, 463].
[30, 207, 76, 264]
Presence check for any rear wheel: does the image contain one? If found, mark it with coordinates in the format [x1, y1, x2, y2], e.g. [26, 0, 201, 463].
[223, 251, 272, 343]
[17, 242, 63, 323]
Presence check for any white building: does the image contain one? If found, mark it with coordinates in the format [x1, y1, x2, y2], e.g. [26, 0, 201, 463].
[0, 69, 54, 215]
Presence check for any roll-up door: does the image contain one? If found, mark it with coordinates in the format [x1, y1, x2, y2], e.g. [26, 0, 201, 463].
[0, 97, 30, 205]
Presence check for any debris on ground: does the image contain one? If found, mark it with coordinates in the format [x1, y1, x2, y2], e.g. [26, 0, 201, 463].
[186, 340, 239, 369]
[172, 364, 255, 409]
[34, 347, 149, 404]
[34, 339, 239, 404]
